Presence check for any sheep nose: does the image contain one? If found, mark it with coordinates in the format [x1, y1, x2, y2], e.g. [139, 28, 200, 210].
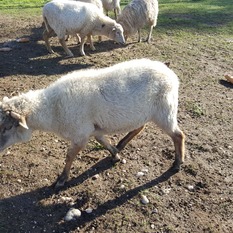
[120, 38, 126, 45]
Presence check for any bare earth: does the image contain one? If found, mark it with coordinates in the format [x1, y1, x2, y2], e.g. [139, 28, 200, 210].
[0, 14, 232, 233]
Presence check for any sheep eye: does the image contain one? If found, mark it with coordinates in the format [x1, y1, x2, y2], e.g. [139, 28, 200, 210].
[5, 124, 13, 131]
[0, 125, 12, 134]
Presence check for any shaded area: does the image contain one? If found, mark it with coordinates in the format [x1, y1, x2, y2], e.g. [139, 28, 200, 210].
[0, 25, 124, 78]
[219, 79, 233, 89]
[0, 157, 177, 233]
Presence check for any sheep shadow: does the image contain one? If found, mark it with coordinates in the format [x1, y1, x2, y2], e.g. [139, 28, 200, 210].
[219, 79, 233, 89]
[0, 25, 125, 78]
[0, 156, 178, 233]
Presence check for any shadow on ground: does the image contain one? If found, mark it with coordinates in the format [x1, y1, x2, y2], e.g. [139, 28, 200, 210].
[0, 26, 125, 78]
[0, 156, 177, 233]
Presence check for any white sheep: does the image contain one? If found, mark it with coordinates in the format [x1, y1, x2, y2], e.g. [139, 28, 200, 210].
[67, 0, 104, 43]
[101, 0, 121, 19]
[42, 0, 125, 57]
[0, 58, 185, 188]
[77, 0, 103, 12]
[117, 0, 159, 42]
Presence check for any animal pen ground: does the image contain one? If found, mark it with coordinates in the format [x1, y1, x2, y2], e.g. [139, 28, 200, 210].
[0, 0, 232, 232]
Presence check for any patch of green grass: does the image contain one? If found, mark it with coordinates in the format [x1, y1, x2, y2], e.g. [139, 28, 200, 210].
[185, 101, 204, 117]
[88, 140, 105, 151]
[0, 0, 49, 9]
[0, 0, 232, 36]
[0, 0, 49, 15]
[158, 0, 233, 35]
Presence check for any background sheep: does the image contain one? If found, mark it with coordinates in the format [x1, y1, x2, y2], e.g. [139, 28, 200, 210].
[0, 58, 185, 188]
[67, 0, 104, 44]
[77, 0, 103, 12]
[42, 0, 125, 57]
[101, 0, 121, 19]
[117, 0, 159, 42]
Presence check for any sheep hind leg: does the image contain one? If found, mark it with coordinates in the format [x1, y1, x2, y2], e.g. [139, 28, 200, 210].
[116, 126, 144, 152]
[59, 38, 74, 58]
[159, 123, 185, 172]
[55, 141, 87, 188]
[43, 29, 55, 54]
[146, 25, 153, 43]
[95, 136, 120, 162]
[170, 129, 185, 171]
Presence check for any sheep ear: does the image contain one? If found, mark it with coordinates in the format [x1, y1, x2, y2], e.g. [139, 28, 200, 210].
[10, 111, 29, 129]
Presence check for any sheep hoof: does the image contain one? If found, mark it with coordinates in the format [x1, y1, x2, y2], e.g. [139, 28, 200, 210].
[112, 154, 121, 163]
[90, 46, 96, 51]
[65, 54, 74, 58]
[54, 180, 65, 190]
[171, 160, 181, 172]
[53, 174, 68, 189]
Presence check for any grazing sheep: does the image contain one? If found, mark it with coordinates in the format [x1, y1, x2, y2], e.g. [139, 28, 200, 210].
[67, 0, 104, 44]
[42, 0, 125, 57]
[0, 59, 185, 188]
[101, 0, 121, 19]
[117, 0, 159, 42]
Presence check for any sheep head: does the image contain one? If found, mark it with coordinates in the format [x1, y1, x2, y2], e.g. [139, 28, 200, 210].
[0, 100, 31, 152]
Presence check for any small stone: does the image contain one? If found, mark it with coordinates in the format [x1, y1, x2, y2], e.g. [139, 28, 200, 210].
[6, 150, 11, 155]
[187, 185, 195, 191]
[141, 168, 149, 173]
[92, 174, 100, 180]
[16, 37, 30, 43]
[161, 187, 171, 194]
[0, 47, 12, 52]
[136, 171, 145, 177]
[152, 208, 158, 214]
[141, 195, 149, 204]
[60, 196, 74, 203]
[40, 148, 46, 152]
[64, 208, 81, 221]
[151, 224, 155, 229]
[85, 208, 93, 214]
[120, 184, 125, 189]
[122, 159, 126, 164]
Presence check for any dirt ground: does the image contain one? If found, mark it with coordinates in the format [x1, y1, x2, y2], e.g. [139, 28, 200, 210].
[0, 13, 232, 233]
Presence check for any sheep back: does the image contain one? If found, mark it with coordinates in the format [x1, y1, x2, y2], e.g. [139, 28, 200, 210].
[75, 0, 104, 12]
[117, 0, 158, 37]
[42, 0, 103, 38]
[42, 58, 179, 139]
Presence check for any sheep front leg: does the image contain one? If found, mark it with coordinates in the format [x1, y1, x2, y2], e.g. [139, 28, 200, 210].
[59, 38, 74, 57]
[55, 142, 86, 188]
[88, 35, 96, 51]
[95, 136, 120, 162]
[79, 37, 86, 56]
